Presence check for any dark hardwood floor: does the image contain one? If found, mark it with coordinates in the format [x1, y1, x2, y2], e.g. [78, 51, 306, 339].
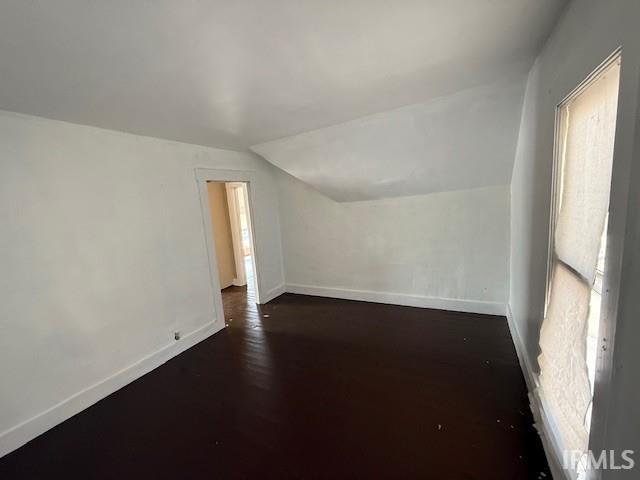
[0, 281, 550, 479]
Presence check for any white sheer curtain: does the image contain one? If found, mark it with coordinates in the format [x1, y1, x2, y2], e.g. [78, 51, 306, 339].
[539, 264, 592, 453]
[554, 68, 620, 284]
[538, 61, 620, 455]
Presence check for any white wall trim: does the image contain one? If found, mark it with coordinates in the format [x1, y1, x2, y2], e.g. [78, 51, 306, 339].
[285, 284, 505, 316]
[261, 284, 286, 304]
[506, 303, 572, 480]
[506, 304, 537, 391]
[0, 319, 223, 459]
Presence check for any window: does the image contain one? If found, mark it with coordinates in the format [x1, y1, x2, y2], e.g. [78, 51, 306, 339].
[539, 53, 621, 475]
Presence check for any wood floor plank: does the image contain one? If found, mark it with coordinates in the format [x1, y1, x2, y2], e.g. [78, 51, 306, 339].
[0, 287, 550, 479]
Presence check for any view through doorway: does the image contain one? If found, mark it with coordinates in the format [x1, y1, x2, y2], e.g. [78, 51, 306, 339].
[206, 181, 258, 318]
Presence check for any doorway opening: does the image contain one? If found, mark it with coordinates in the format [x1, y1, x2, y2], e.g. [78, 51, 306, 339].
[201, 175, 261, 326]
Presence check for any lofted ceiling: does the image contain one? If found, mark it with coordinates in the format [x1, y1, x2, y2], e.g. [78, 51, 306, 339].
[1, 0, 565, 149]
[252, 75, 528, 201]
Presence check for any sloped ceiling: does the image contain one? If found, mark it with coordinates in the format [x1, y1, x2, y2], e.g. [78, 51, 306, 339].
[0, 0, 566, 200]
[252, 75, 527, 201]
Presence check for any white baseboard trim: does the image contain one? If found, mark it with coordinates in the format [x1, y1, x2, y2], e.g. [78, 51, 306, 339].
[505, 303, 537, 392]
[260, 284, 286, 304]
[506, 304, 572, 480]
[0, 319, 223, 459]
[285, 284, 505, 316]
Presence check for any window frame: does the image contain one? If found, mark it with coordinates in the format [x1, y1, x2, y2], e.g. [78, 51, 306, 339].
[544, 49, 623, 480]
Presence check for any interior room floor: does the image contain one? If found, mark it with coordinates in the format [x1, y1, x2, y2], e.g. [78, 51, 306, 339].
[0, 289, 550, 479]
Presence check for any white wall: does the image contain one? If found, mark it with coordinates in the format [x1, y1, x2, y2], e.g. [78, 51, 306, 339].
[253, 76, 526, 202]
[276, 169, 509, 314]
[0, 111, 284, 455]
[509, 0, 640, 475]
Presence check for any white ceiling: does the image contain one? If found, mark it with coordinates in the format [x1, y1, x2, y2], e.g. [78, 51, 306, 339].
[252, 75, 528, 201]
[0, 0, 566, 151]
